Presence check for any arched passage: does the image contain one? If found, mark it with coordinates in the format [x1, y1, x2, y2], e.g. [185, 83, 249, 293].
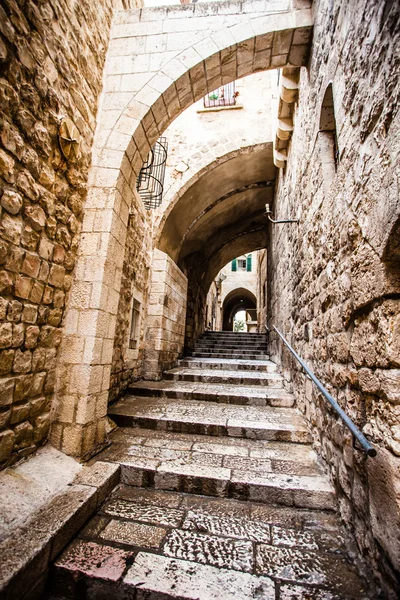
[52, 1, 313, 459]
[157, 143, 274, 348]
[222, 288, 257, 331]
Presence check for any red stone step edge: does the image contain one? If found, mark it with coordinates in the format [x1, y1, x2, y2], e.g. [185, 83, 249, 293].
[0, 461, 120, 600]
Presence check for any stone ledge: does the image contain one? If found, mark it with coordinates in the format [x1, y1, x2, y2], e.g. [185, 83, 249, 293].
[0, 459, 120, 600]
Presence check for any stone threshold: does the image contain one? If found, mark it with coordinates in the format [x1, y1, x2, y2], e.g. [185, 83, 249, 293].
[0, 451, 120, 600]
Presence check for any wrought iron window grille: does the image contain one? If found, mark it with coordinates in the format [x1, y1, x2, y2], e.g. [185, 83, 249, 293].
[204, 82, 237, 108]
[136, 137, 168, 210]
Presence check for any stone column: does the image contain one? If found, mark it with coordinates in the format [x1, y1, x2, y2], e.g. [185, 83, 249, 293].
[50, 166, 134, 459]
[143, 249, 188, 380]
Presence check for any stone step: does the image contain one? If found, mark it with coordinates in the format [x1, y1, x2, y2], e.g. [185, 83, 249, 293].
[50, 484, 374, 600]
[164, 367, 284, 387]
[109, 397, 310, 443]
[196, 339, 267, 345]
[128, 380, 294, 407]
[202, 331, 267, 342]
[195, 344, 267, 354]
[193, 346, 267, 354]
[50, 486, 372, 600]
[195, 345, 268, 352]
[98, 428, 336, 511]
[190, 352, 270, 360]
[179, 358, 277, 372]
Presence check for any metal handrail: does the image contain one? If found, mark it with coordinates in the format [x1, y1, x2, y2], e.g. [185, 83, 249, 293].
[273, 326, 377, 457]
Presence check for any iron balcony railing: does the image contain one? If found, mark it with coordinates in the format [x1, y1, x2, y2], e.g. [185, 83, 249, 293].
[204, 82, 237, 108]
[273, 326, 377, 457]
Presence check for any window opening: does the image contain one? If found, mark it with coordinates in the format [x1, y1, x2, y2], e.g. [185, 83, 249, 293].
[204, 82, 237, 108]
[129, 299, 141, 349]
[319, 84, 339, 169]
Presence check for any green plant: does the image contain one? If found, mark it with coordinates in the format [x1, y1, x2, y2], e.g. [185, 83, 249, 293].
[234, 320, 245, 332]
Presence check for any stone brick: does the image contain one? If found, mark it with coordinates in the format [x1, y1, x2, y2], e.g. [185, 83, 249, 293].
[0, 429, 14, 462]
[14, 374, 33, 401]
[0, 270, 13, 294]
[25, 325, 40, 349]
[21, 224, 40, 250]
[5, 246, 25, 273]
[0, 213, 22, 244]
[48, 264, 65, 288]
[30, 372, 46, 397]
[0, 323, 12, 349]
[12, 323, 25, 347]
[24, 205, 46, 232]
[21, 252, 41, 278]
[14, 275, 33, 299]
[29, 280, 44, 304]
[13, 420, 34, 447]
[13, 349, 32, 373]
[1, 189, 23, 215]
[10, 402, 30, 425]
[0, 149, 15, 183]
[0, 239, 7, 265]
[21, 303, 38, 323]
[7, 300, 23, 322]
[0, 377, 14, 407]
[0, 350, 14, 375]
[38, 237, 54, 261]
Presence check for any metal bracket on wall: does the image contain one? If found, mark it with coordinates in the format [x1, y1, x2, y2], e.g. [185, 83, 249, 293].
[264, 203, 299, 224]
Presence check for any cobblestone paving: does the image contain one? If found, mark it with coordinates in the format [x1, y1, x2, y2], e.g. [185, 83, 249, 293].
[50, 337, 378, 598]
[51, 486, 374, 599]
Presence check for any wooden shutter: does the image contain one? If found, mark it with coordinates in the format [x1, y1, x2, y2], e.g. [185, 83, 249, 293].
[246, 254, 252, 272]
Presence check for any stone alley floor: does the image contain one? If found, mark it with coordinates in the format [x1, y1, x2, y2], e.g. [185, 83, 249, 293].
[48, 333, 377, 599]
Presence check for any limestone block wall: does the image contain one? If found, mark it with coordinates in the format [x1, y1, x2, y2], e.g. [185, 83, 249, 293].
[155, 70, 277, 223]
[108, 192, 153, 403]
[0, 0, 138, 468]
[268, 0, 400, 592]
[257, 249, 267, 332]
[143, 249, 188, 380]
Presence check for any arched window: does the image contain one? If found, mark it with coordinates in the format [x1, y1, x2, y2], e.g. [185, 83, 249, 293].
[318, 84, 339, 187]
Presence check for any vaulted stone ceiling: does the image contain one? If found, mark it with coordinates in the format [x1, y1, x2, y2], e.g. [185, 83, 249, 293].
[157, 144, 276, 289]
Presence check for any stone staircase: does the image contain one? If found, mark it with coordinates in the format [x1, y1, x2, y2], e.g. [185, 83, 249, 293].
[48, 332, 374, 599]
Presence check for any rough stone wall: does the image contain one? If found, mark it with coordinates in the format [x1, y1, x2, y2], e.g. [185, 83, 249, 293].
[0, 0, 133, 468]
[143, 249, 188, 380]
[268, 0, 400, 593]
[108, 191, 153, 402]
[257, 249, 267, 332]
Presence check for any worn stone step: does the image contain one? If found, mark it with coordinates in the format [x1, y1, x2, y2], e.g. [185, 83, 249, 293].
[50, 486, 372, 600]
[193, 346, 267, 354]
[196, 340, 267, 347]
[190, 351, 270, 360]
[194, 345, 268, 352]
[202, 333, 267, 340]
[164, 367, 284, 387]
[128, 380, 294, 407]
[98, 428, 335, 511]
[179, 358, 277, 372]
[109, 397, 310, 443]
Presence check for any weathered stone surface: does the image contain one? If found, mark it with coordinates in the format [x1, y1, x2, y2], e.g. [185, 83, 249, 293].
[101, 519, 167, 548]
[0, 0, 125, 467]
[164, 528, 253, 572]
[1, 189, 23, 215]
[54, 539, 130, 582]
[103, 497, 184, 527]
[124, 552, 275, 599]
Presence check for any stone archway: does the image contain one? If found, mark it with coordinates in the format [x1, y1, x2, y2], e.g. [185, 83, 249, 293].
[222, 287, 257, 331]
[51, 0, 313, 459]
